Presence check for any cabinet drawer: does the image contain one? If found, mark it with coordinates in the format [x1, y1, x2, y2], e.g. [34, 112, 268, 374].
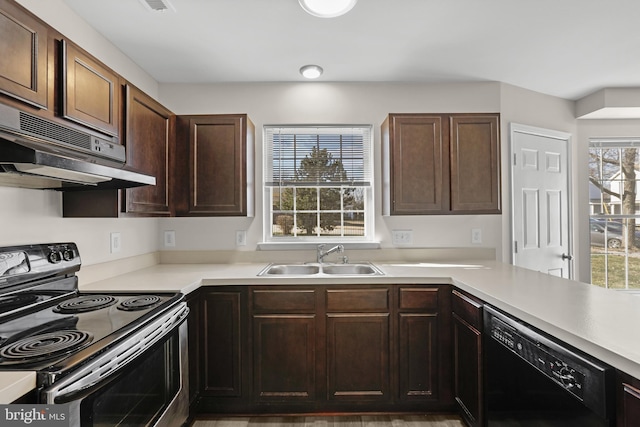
[252, 289, 315, 313]
[398, 287, 439, 311]
[452, 289, 483, 329]
[326, 288, 389, 312]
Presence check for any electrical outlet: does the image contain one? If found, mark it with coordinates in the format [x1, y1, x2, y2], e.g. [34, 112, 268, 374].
[236, 230, 247, 246]
[471, 228, 482, 244]
[110, 232, 121, 253]
[392, 229, 413, 245]
[164, 230, 176, 247]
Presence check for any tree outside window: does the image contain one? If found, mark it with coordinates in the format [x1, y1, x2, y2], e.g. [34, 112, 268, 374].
[589, 141, 640, 289]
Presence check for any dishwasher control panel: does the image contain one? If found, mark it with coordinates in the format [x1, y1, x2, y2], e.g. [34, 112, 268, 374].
[489, 315, 585, 397]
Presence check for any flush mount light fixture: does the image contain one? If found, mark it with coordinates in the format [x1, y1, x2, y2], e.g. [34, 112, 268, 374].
[300, 65, 323, 79]
[299, 0, 357, 18]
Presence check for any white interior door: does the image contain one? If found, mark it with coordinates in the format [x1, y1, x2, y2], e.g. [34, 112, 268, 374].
[511, 124, 572, 278]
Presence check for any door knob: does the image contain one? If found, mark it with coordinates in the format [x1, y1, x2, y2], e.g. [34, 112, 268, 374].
[561, 253, 573, 261]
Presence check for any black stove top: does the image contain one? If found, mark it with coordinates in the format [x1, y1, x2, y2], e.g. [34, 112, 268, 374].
[0, 291, 182, 371]
[0, 243, 183, 382]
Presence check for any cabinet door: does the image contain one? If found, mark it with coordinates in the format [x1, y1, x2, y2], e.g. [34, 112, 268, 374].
[202, 291, 243, 397]
[327, 313, 390, 402]
[398, 313, 438, 400]
[123, 84, 173, 215]
[61, 40, 120, 136]
[386, 114, 449, 214]
[450, 114, 501, 213]
[253, 315, 316, 402]
[181, 115, 253, 216]
[617, 372, 640, 427]
[0, 0, 48, 108]
[397, 287, 441, 401]
[251, 288, 317, 403]
[452, 289, 483, 427]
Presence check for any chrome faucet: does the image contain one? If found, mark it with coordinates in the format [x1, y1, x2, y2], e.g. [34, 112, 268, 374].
[317, 244, 344, 264]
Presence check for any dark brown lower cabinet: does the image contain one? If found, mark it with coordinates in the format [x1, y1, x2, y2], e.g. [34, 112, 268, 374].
[196, 288, 250, 414]
[398, 313, 437, 399]
[194, 284, 454, 415]
[617, 371, 640, 427]
[452, 289, 484, 427]
[327, 313, 390, 403]
[253, 315, 317, 402]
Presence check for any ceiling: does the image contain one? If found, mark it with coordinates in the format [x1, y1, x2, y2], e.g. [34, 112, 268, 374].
[60, 0, 640, 101]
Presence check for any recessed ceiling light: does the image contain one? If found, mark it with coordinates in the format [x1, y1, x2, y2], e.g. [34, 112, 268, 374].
[300, 65, 323, 79]
[299, 0, 357, 18]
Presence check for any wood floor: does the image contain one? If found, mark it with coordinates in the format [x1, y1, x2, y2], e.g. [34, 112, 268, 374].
[191, 415, 465, 427]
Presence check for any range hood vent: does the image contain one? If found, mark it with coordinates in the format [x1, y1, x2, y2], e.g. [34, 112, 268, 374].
[0, 104, 155, 191]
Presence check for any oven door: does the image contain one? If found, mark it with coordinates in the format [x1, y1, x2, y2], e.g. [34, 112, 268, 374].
[41, 303, 189, 427]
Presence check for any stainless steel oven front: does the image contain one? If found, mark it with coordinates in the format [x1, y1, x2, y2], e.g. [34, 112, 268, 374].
[41, 302, 189, 427]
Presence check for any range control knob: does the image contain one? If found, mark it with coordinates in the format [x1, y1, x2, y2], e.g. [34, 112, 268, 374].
[556, 365, 577, 389]
[62, 249, 75, 261]
[48, 251, 63, 264]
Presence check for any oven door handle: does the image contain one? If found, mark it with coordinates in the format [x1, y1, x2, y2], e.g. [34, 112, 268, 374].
[41, 302, 189, 404]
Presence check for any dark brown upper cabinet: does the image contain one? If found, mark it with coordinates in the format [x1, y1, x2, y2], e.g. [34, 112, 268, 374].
[175, 114, 254, 217]
[63, 84, 173, 218]
[61, 39, 120, 137]
[0, 0, 48, 109]
[450, 115, 501, 213]
[382, 114, 449, 214]
[382, 113, 501, 215]
[123, 84, 173, 216]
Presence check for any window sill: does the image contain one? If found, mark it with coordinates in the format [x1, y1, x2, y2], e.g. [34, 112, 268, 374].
[257, 241, 381, 251]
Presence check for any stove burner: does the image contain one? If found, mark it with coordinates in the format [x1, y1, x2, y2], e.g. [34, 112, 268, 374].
[0, 330, 93, 361]
[118, 295, 162, 311]
[54, 295, 118, 313]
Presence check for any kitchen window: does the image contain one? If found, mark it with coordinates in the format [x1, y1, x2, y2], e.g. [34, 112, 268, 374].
[589, 139, 640, 289]
[263, 125, 373, 242]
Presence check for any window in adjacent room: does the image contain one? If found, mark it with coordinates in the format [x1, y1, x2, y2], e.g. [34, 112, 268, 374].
[589, 139, 640, 289]
[263, 125, 373, 242]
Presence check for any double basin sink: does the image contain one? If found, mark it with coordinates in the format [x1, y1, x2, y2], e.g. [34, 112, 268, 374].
[258, 262, 384, 276]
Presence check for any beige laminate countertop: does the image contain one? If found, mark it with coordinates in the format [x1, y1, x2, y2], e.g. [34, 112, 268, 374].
[0, 372, 36, 404]
[4, 260, 639, 403]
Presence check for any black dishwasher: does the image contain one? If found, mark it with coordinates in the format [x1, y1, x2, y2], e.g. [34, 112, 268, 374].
[484, 305, 615, 427]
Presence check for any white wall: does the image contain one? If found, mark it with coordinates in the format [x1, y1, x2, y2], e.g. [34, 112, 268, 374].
[0, 187, 159, 265]
[3, 2, 581, 267]
[158, 82, 508, 257]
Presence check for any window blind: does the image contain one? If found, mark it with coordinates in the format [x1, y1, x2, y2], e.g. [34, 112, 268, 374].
[264, 126, 372, 187]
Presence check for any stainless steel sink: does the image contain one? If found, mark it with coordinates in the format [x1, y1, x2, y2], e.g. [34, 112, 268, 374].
[259, 264, 320, 275]
[322, 263, 383, 275]
[258, 262, 383, 276]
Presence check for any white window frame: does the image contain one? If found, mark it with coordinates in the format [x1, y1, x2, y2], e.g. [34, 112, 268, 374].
[589, 138, 640, 289]
[262, 125, 375, 244]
